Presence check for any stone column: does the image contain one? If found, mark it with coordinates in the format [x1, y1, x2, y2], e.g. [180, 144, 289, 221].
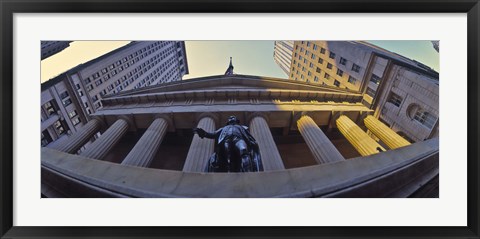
[364, 115, 411, 150]
[249, 115, 285, 171]
[183, 116, 216, 172]
[121, 118, 168, 167]
[297, 115, 344, 164]
[80, 118, 129, 160]
[48, 118, 101, 154]
[336, 115, 385, 156]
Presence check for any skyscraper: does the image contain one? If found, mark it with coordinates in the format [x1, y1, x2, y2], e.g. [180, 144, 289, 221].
[279, 41, 439, 142]
[273, 41, 294, 76]
[41, 41, 189, 147]
[41, 41, 72, 60]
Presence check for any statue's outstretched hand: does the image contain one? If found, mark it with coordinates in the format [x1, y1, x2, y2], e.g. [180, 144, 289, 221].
[193, 128, 206, 138]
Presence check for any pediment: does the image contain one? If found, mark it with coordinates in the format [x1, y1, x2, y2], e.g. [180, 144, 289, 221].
[111, 74, 357, 98]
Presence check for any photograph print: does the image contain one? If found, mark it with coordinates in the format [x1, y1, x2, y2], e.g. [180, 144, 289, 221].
[40, 40, 439, 198]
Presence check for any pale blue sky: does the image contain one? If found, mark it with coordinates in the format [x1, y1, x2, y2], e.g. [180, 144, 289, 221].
[42, 40, 439, 82]
[368, 40, 439, 71]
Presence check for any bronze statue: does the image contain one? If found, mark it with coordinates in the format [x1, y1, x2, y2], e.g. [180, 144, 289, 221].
[193, 116, 263, 172]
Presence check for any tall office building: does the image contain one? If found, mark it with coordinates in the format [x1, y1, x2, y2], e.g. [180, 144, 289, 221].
[431, 41, 439, 52]
[273, 41, 294, 76]
[41, 41, 189, 147]
[41, 41, 72, 60]
[283, 41, 439, 142]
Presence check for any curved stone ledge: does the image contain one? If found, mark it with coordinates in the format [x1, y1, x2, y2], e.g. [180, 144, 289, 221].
[41, 138, 438, 198]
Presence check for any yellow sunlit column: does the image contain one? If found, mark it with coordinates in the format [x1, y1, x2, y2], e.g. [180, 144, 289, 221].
[336, 115, 385, 156]
[364, 115, 411, 150]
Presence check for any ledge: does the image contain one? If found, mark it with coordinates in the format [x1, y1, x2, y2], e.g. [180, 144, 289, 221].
[41, 138, 438, 198]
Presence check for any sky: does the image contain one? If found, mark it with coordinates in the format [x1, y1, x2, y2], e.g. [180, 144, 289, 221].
[41, 40, 439, 83]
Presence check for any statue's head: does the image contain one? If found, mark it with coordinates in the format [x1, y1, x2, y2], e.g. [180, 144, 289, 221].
[227, 116, 240, 125]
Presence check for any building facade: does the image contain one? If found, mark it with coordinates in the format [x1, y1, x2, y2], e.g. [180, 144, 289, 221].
[41, 41, 189, 147]
[42, 75, 439, 198]
[41, 41, 72, 60]
[279, 41, 439, 143]
[273, 41, 294, 76]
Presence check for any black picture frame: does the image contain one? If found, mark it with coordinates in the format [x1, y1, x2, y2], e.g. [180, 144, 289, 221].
[1, 0, 479, 238]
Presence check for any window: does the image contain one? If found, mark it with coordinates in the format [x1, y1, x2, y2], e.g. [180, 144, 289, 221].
[95, 79, 103, 86]
[414, 110, 437, 129]
[352, 64, 361, 72]
[91, 95, 98, 102]
[101, 68, 108, 74]
[300, 47, 304, 52]
[334, 80, 340, 87]
[68, 110, 77, 118]
[309, 62, 314, 68]
[308, 71, 312, 76]
[313, 44, 318, 50]
[348, 76, 357, 85]
[63, 98, 72, 106]
[366, 87, 376, 97]
[311, 53, 315, 59]
[86, 84, 94, 91]
[329, 52, 336, 59]
[43, 101, 56, 116]
[339, 57, 347, 65]
[301, 74, 304, 79]
[316, 67, 321, 73]
[299, 56, 303, 60]
[314, 76, 319, 82]
[306, 42, 311, 47]
[327, 63, 333, 69]
[72, 117, 81, 126]
[53, 120, 65, 135]
[59, 91, 69, 99]
[320, 48, 326, 54]
[388, 92, 403, 107]
[318, 58, 323, 64]
[324, 73, 330, 80]
[370, 74, 381, 84]
[303, 59, 307, 64]
[336, 69, 343, 77]
[305, 50, 310, 55]
[75, 84, 81, 90]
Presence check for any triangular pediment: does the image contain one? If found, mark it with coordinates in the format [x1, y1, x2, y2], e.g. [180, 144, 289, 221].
[109, 74, 358, 98]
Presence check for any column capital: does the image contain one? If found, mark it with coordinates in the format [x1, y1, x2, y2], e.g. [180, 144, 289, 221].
[246, 112, 270, 125]
[328, 111, 343, 129]
[118, 115, 135, 131]
[153, 114, 174, 131]
[196, 112, 220, 127]
[90, 116, 107, 131]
